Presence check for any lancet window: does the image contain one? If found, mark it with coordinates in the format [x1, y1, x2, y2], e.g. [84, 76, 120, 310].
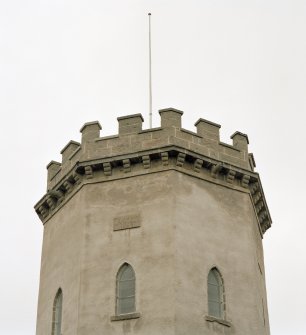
[116, 263, 136, 315]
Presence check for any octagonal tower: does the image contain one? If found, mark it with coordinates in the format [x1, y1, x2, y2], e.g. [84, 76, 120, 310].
[35, 108, 272, 335]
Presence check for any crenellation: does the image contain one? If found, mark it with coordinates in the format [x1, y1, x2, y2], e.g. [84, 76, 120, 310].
[178, 128, 202, 142]
[117, 114, 144, 135]
[46, 111, 253, 185]
[159, 107, 183, 128]
[46, 161, 61, 188]
[142, 135, 168, 150]
[91, 146, 112, 160]
[248, 153, 256, 171]
[231, 131, 249, 152]
[220, 142, 242, 155]
[219, 153, 241, 168]
[131, 130, 153, 145]
[111, 145, 132, 158]
[35, 109, 272, 234]
[80, 121, 102, 144]
[151, 127, 173, 140]
[194, 118, 221, 142]
[60, 140, 80, 164]
[189, 142, 210, 157]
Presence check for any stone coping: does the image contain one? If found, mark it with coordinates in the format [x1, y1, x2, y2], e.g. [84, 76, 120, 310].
[60, 140, 80, 154]
[159, 107, 183, 115]
[195, 118, 221, 128]
[230, 131, 249, 144]
[117, 113, 144, 122]
[79, 121, 102, 132]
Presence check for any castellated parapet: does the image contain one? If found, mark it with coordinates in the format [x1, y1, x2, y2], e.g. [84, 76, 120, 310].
[35, 108, 271, 234]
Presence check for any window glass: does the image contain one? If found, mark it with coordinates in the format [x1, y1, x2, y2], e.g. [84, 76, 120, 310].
[52, 289, 63, 335]
[117, 264, 136, 315]
[208, 268, 224, 319]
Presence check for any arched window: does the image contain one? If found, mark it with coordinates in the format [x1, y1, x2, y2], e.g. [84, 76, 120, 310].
[116, 263, 136, 315]
[207, 268, 225, 319]
[51, 288, 63, 335]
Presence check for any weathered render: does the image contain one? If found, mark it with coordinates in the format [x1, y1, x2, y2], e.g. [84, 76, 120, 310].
[35, 108, 272, 335]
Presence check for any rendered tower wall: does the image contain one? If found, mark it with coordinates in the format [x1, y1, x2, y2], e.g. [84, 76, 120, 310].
[35, 108, 272, 335]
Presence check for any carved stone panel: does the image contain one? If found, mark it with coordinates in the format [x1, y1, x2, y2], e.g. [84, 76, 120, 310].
[113, 214, 141, 231]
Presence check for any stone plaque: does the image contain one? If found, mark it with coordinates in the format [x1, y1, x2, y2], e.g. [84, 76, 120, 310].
[113, 214, 141, 231]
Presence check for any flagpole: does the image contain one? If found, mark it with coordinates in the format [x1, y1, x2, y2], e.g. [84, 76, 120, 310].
[148, 13, 152, 128]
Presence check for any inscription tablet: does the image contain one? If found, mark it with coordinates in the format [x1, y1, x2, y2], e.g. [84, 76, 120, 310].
[113, 214, 141, 231]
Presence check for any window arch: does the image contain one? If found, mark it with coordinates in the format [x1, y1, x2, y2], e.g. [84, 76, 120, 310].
[116, 263, 136, 315]
[51, 288, 63, 335]
[207, 268, 225, 319]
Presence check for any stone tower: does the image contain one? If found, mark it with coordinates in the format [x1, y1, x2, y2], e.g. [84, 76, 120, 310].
[35, 108, 272, 335]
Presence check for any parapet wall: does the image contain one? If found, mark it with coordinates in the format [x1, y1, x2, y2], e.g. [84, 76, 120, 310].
[47, 108, 251, 188]
[35, 108, 272, 234]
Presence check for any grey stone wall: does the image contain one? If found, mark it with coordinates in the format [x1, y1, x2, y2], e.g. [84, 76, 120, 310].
[36, 170, 270, 335]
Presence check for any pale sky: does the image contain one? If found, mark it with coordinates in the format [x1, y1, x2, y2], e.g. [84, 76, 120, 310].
[0, 1, 305, 334]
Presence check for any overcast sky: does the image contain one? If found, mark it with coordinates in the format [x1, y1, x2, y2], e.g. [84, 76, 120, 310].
[0, 1, 305, 334]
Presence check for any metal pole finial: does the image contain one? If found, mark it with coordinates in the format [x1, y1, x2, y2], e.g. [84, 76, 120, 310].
[148, 13, 152, 128]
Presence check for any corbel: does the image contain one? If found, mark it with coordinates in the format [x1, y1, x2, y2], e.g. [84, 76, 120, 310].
[256, 200, 265, 213]
[253, 191, 262, 205]
[48, 189, 64, 205]
[71, 172, 81, 185]
[123, 159, 131, 173]
[211, 163, 222, 179]
[38, 205, 48, 219]
[226, 169, 236, 184]
[262, 219, 270, 233]
[63, 180, 73, 193]
[259, 210, 268, 224]
[250, 182, 259, 195]
[46, 196, 56, 211]
[241, 174, 250, 188]
[142, 155, 150, 169]
[193, 159, 203, 173]
[103, 162, 112, 176]
[84, 165, 93, 179]
[176, 153, 186, 167]
[256, 200, 264, 212]
[161, 152, 169, 166]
